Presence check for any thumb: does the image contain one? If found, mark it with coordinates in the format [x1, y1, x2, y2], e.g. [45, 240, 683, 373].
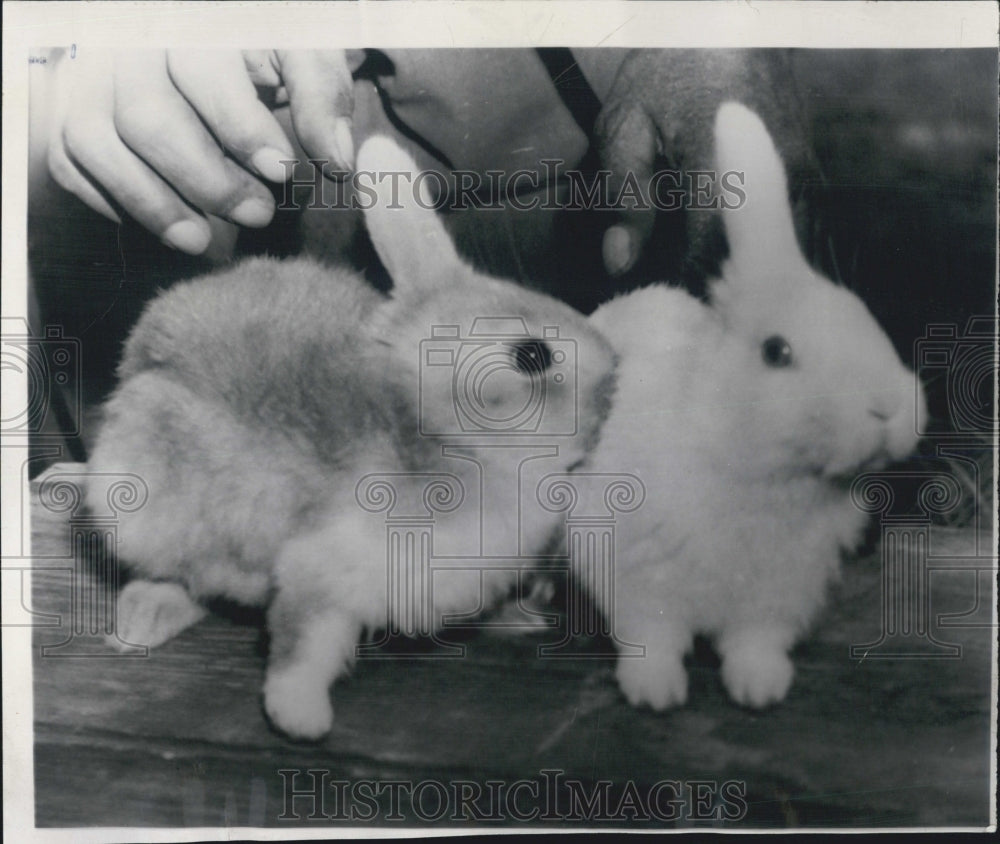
[275, 50, 355, 173]
[594, 97, 658, 277]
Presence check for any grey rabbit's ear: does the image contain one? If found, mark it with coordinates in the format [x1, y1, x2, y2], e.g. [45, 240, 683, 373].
[714, 102, 805, 275]
[356, 136, 464, 291]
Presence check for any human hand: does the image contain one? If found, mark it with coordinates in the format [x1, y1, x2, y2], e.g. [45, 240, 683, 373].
[594, 50, 816, 277]
[44, 49, 356, 254]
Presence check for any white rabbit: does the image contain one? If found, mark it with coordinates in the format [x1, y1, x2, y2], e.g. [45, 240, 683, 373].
[86, 136, 616, 739]
[587, 102, 925, 710]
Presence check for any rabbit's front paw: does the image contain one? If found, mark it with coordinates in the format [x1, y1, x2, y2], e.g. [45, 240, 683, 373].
[616, 653, 688, 710]
[263, 668, 334, 741]
[109, 580, 206, 650]
[721, 647, 794, 708]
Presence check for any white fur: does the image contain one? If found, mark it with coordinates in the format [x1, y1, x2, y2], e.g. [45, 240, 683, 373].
[111, 581, 208, 651]
[589, 102, 925, 710]
[87, 136, 617, 739]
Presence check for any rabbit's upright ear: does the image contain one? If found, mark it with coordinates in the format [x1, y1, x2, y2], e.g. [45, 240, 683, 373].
[715, 102, 804, 274]
[356, 136, 464, 291]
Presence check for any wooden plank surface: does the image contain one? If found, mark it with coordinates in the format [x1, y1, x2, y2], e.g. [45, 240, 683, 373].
[29, 467, 995, 829]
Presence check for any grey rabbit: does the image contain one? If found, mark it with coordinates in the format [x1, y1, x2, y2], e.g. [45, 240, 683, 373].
[87, 136, 617, 739]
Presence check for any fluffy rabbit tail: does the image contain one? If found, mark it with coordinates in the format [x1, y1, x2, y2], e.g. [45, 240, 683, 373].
[356, 136, 465, 297]
[715, 102, 805, 276]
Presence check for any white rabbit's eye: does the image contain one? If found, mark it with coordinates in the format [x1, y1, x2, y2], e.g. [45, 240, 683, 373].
[761, 335, 793, 368]
[511, 340, 553, 375]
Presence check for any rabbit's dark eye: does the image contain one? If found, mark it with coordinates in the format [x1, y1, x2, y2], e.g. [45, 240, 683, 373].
[761, 335, 793, 368]
[511, 340, 553, 375]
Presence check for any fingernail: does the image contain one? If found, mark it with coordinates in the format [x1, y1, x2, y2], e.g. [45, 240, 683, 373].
[162, 220, 211, 254]
[332, 119, 355, 170]
[229, 196, 275, 228]
[603, 225, 636, 276]
[251, 146, 295, 182]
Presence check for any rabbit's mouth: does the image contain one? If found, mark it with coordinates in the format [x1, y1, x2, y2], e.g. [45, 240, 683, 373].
[826, 446, 900, 487]
[853, 449, 894, 476]
[822, 430, 896, 483]
[825, 459, 887, 493]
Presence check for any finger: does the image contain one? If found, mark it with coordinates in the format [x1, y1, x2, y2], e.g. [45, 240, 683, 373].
[242, 49, 283, 88]
[47, 143, 122, 223]
[66, 124, 212, 254]
[167, 50, 296, 183]
[242, 51, 290, 106]
[276, 50, 355, 171]
[594, 98, 658, 277]
[57, 51, 209, 251]
[112, 51, 276, 227]
[45, 48, 121, 222]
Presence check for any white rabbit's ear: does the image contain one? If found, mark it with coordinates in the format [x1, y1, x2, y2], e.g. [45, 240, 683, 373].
[715, 102, 804, 273]
[356, 136, 463, 291]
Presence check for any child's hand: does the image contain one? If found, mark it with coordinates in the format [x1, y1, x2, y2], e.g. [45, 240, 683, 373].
[594, 50, 816, 277]
[43, 49, 356, 254]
